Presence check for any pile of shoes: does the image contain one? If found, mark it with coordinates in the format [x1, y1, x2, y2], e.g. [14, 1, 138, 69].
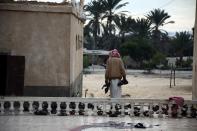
[134, 123, 146, 128]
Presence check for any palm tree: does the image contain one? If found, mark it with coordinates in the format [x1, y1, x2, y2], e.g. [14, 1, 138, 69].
[146, 9, 173, 51]
[172, 32, 193, 63]
[99, 23, 119, 49]
[132, 18, 152, 38]
[146, 9, 172, 33]
[84, 25, 94, 49]
[102, 0, 128, 35]
[84, 0, 105, 49]
[114, 15, 134, 43]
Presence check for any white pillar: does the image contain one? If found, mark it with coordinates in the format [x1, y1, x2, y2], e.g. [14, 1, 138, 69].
[192, 1, 197, 100]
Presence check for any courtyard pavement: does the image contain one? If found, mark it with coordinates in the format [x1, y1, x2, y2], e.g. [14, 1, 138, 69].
[0, 115, 197, 131]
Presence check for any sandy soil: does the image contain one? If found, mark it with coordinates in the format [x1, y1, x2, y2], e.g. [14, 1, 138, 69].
[83, 73, 192, 100]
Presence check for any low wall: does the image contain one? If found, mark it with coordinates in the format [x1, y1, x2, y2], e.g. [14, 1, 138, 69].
[0, 97, 197, 118]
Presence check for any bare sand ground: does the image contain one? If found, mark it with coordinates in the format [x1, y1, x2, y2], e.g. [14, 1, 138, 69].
[83, 73, 192, 100]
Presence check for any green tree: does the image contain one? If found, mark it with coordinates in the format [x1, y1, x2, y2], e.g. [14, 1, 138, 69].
[120, 38, 155, 66]
[102, 0, 128, 35]
[146, 9, 173, 51]
[151, 52, 167, 67]
[99, 22, 120, 50]
[83, 55, 90, 68]
[132, 18, 152, 38]
[84, 0, 105, 49]
[146, 9, 171, 32]
[171, 31, 193, 66]
[114, 15, 135, 43]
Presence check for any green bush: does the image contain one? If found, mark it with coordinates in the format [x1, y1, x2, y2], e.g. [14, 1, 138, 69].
[182, 58, 193, 68]
[152, 52, 166, 65]
[83, 55, 89, 68]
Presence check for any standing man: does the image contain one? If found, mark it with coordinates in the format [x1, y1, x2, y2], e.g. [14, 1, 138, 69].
[105, 49, 128, 98]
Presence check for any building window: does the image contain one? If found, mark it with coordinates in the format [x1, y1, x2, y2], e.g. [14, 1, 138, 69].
[77, 35, 79, 50]
[76, 34, 83, 50]
[79, 36, 83, 49]
[76, 35, 78, 50]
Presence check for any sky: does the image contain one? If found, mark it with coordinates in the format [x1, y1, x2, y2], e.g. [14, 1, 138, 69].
[33, 0, 196, 34]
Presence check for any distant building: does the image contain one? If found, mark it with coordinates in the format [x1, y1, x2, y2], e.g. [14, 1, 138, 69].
[83, 49, 109, 66]
[83, 48, 110, 56]
[166, 56, 193, 67]
[0, 1, 84, 97]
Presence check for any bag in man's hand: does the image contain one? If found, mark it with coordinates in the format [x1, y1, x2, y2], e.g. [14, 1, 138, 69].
[118, 79, 128, 86]
[102, 82, 110, 94]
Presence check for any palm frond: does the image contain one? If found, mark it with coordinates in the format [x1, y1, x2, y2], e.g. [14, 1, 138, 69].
[115, 2, 129, 10]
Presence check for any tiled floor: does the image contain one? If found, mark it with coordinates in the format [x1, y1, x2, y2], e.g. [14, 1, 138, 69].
[0, 115, 197, 131]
